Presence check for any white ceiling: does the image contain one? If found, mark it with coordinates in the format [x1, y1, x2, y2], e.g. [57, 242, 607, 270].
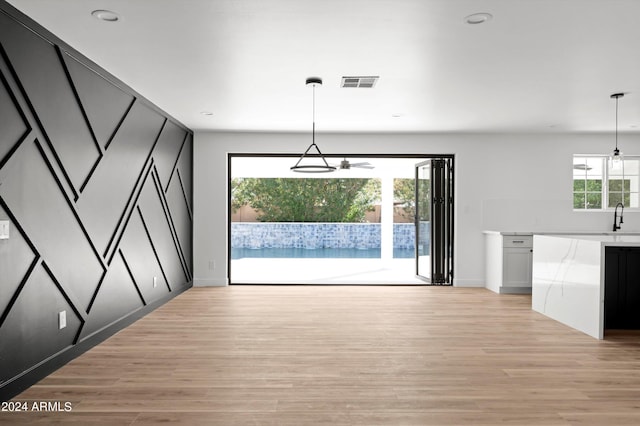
[7, 0, 640, 133]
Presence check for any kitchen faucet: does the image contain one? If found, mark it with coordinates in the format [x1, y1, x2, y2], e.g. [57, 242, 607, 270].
[613, 202, 624, 232]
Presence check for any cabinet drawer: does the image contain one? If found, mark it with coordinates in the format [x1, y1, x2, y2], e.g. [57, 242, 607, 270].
[503, 236, 533, 248]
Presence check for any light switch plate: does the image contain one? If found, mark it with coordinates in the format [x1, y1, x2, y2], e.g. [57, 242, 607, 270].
[58, 311, 67, 330]
[0, 220, 9, 239]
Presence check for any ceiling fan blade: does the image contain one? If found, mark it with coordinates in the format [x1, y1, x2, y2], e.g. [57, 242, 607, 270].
[350, 162, 374, 169]
[330, 159, 376, 170]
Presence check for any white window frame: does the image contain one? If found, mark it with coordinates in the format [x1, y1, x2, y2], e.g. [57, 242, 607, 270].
[573, 154, 640, 211]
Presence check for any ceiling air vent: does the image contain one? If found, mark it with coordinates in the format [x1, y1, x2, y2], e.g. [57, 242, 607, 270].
[341, 76, 379, 88]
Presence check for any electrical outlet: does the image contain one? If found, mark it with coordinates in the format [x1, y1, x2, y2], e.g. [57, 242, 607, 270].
[153, 276, 157, 288]
[58, 311, 67, 330]
[0, 220, 9, 240]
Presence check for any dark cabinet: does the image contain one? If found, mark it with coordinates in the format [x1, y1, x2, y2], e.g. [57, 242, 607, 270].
[605, 247, 640, 330]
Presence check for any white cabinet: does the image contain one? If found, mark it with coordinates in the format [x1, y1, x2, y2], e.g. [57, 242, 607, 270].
[503, 246, 533, 287]
[484, 232, 533, 294]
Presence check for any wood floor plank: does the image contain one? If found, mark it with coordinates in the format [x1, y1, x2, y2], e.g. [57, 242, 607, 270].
[2, 286, 640, 425]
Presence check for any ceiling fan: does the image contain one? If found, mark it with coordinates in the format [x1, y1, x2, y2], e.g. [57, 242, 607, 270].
[334, 158, 375, 170]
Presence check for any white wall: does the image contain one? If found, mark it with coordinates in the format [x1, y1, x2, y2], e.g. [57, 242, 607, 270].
[193, 131, 640, 287]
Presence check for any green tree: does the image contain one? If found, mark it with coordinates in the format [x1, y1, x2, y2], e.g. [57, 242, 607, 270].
[393, 178, 430, 222]
[394, 178, 415, 221]
[573, 179, 602, 209]
[232, 178, 380, 222]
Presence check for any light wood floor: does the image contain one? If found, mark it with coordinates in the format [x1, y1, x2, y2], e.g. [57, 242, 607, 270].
[4, 286, 640, 425]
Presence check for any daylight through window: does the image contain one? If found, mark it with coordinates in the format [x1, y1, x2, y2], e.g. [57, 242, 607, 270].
[573, 155, 640, 210]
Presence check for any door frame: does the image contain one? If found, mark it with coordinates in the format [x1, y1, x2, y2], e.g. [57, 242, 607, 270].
[227, 153, 455, 284]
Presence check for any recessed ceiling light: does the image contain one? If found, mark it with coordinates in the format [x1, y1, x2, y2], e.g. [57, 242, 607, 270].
[464, 12, 493, 25]
[391, 113, 403, 118]
[91, 9, 120, 22]
[200, 111, 213, 116]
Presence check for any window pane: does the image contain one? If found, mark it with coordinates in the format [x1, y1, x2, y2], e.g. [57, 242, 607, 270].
[574, 180, 585, 191]
[609, 179, 623, 192]
[573, 157, 589, 179]
[586, 179, 602, 191]
[609, 192, 623, 207]
[586, 157, 604, 176]
[573, 193, 585, 209]
[586, 193, 601, 209]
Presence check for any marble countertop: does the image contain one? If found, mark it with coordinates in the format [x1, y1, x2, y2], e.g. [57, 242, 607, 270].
[484, 230, 640, 237]
[532, 232, 640, 339]
[535, 234, 640, 245]
[483, 231, 533, 236]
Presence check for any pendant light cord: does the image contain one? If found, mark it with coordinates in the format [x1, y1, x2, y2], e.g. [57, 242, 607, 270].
[615, 95, 619, 151]
[611, 92, 624, 154]
[312, 83, 316, 146]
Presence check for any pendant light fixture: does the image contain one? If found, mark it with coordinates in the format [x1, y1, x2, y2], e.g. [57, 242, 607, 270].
[610, 92, 625, 166]
[290, 77, 336, 173]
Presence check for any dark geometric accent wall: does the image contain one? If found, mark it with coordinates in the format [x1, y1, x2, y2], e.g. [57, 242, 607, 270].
[0, 4, 193, 396]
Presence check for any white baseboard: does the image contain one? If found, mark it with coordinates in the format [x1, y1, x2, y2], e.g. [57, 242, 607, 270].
[193, 278, 229, 287]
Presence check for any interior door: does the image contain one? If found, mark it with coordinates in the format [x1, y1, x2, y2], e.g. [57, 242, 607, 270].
[415, 158, 453, 284]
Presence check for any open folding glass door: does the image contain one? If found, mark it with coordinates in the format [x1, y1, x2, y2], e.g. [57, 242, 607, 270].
[415, 158, 453, 284]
